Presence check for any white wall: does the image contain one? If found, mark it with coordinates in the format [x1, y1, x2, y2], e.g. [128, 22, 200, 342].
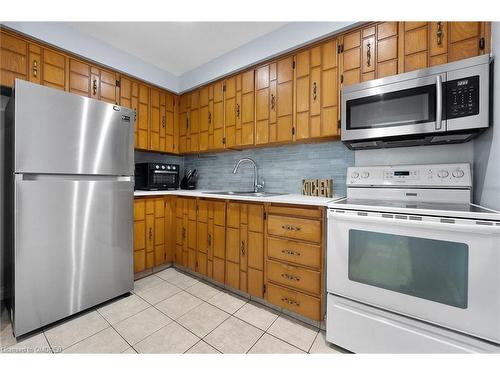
[473, 22, 500, 210]
[178, 22, 357, 92]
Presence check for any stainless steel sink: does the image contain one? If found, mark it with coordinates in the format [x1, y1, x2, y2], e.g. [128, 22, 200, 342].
[202, 191, 287, 197]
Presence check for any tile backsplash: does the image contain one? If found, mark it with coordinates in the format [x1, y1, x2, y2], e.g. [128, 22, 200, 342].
[183, 141, 354, 197]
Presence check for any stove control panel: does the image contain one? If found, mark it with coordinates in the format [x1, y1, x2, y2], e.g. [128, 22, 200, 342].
[347, 163, 472, 187]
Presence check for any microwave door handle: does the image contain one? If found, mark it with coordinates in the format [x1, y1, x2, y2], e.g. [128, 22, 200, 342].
[435, 75, 443, 130]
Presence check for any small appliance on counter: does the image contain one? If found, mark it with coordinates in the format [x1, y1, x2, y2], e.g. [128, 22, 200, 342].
[135, 162, 179, 190]
[180, 169, 198, 190]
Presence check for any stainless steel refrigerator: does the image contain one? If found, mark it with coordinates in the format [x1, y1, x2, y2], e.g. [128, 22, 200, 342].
[5, 79, 134, 337]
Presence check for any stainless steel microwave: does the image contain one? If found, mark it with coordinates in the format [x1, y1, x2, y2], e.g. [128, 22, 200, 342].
[341, 55, 492, 150]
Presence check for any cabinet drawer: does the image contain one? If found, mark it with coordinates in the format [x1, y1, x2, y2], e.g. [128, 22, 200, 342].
[267, 215, 321, 243]
[267, 260, 320, 295]
[266, 283, 321, 321]
[267, 237, 321, 269]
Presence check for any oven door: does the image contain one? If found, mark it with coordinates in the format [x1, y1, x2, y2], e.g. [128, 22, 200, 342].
[327, 209, 500, 343]
[341, 73, 446, 142]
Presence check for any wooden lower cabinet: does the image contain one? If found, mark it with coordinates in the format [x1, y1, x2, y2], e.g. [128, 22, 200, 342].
[134, 196, 172, 274]
[163, 196, 326, 322]
[264, 204, 325, 321]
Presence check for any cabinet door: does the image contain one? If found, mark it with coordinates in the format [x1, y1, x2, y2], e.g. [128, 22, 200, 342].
[154, 198, 166, 266]
[429, 22, 448, 66]
[28, 44, 41, 85]
[145, 199, 155, 269]
[40, 47, 66, 91]
[224, 76, 237, 148]
[255, 63, 273, 145]
[276, 57, 294, 143]
[99, 68, 118, 104]
[179, 94, 189, 153]
[448, 22, 482, 62]
[239, 69, 255, 146]
[164, 92, 175, 153]
[189, 90, 199, 152]
[199, 86, 210, 152]
[210, 81, 225, 151]
[133, 199, 146, 273]
[341, 29, 361, 85]
[403, 22, 429, 72]
[69, 59, 91, 97]
[150, 88, 161, 151]
[137, 84, 149, 150]
[0, 31, 27, 87]
[159, 92, 167, 152]
[376, 22, 399, 78]
[247, 204, 264, 298]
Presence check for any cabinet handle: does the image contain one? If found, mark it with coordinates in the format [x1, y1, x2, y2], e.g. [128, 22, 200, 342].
[270, 94, 276, 111]
[182, 227, 186, 240]
[281, 249, 301, 257]
[281, 224, 301, 231]
[186, 117, 189, 129]
[92, 79, 98, 95]
[149, 227, 153, 241]
[281, 273, 300, 282]
[312, 81, 317, 101]
[133, 108, 137, 121]
[208, 111, 212, 124]
[32, 59, 38, 78]
[366, 41, 371, 67]
[281, 297, 300, 307]
[162, 115, 166, 128]
[240, 240, 245, 256]
[436, 22, 443, 46]
[236, 103, 240, 119]
[208, 233, 212, 247]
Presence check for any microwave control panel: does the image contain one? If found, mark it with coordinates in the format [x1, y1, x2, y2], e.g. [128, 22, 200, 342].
[446, 75, 480, 119]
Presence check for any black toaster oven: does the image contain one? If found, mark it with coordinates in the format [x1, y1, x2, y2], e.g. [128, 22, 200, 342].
[135, 163, 179, 190]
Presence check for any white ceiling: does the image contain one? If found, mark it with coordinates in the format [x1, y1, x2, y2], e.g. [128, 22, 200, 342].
[68, 22, 287, 76]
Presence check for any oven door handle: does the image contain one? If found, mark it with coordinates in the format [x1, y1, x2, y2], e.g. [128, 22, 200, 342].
[329, 211, 500, 235]
[435, 75, 443, 131]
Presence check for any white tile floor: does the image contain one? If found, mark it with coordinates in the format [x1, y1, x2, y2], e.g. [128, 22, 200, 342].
[0, 268, 346, 354]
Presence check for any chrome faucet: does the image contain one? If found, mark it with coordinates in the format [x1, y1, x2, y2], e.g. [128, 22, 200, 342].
[232, 158, 264, 193]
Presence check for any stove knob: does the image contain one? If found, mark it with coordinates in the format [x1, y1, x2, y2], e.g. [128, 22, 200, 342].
[453, 169, 464, 178]
[161, 165, 166, 169]
[361, 171, 370, 178]
[351, 171, 360, 179]
[167, 165, 171, 170]
[155, 165, 159, 169]
[437, 170, 449, 178]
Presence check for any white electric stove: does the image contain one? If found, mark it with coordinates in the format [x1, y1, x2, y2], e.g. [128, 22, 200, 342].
[326, 163, 500, 353]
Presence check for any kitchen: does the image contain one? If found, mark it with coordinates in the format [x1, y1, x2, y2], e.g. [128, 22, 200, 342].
[1, 1, 500, 372]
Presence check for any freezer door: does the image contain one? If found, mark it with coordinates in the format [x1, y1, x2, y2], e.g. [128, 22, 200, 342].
[13, 175, 133, 337]
[13, 80, 134, 175]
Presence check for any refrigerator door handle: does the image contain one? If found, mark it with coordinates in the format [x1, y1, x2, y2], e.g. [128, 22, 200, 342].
[16, 173, 133, 182]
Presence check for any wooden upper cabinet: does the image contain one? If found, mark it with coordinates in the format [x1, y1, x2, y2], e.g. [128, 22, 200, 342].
[198, 85, 210, 152]
[165, 92, 175, 153]
[276, 56, 294, 143]
[99, 68, 118, 104]
[403, 22, 489, 72]
[255, 63, 273, 145]
[295, 38, 339, 141]
[0, 30, 27, 87]
[376, 22, 399, 78]
[28, 45, 67, 91]
[69, 59, 91, 97]
[209, 80, 225, 151]
[237, 70, 255, 147]
[150, 88, 161, 151]
[189, 90, 200, 153]
[136, 82, 149, 150]
[178, 93, 189, 153]
[224, 75, 237, 148]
